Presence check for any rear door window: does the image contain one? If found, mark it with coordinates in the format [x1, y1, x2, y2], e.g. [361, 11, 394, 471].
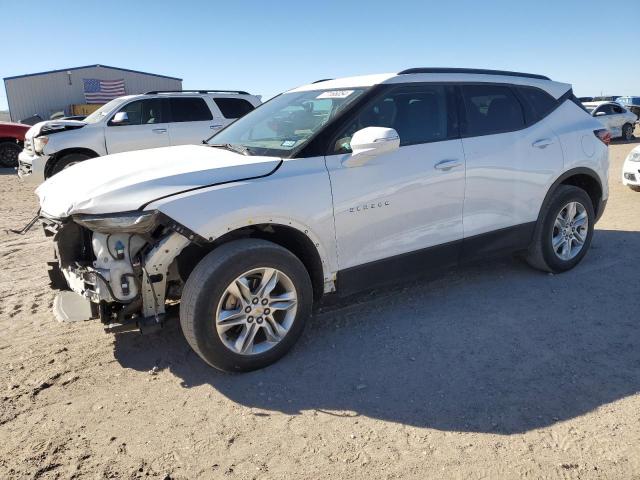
[461, 85, 525, 136]
[213, 98, 256, 119]
[169, 97, 213, 123]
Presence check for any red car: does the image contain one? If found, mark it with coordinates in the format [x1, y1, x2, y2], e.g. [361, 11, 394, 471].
[0, 121, 30, 168]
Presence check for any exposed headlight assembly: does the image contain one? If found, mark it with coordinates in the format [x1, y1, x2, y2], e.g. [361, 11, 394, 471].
[33, 136, 49, 153]
[627, 151, 640, 162]
[73, 211, 159, 234]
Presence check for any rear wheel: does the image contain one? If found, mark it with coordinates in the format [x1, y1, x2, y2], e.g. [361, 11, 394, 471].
[525, 185, 595, 273]
[0, 141, 21, 168]
[180, 239, 313, 372]
[49, 152, 91, 177]
[622, 123, 634, 141]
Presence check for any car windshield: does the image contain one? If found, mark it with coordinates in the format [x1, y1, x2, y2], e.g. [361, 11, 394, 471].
[206, 88, 368, 156]
[83, 98, 125, 124]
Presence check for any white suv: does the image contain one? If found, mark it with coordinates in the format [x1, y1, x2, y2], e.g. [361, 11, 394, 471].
[18, 90, 261, 184]
[36, 68, 609, 372]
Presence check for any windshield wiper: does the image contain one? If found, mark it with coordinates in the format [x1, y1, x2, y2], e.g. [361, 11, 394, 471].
[208, 143, 251, 156]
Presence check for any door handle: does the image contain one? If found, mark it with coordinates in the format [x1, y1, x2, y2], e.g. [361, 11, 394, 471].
[152, 128, 167, 134]
[434, 159, 461, 171]
[210, 124, 223, 129]
[532, 138, 554, 149]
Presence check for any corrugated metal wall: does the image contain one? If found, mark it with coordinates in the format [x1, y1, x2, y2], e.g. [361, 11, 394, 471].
[4, 66, 181, 122]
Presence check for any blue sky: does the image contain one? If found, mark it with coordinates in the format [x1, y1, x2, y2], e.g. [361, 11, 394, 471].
[2, 0, 639, 111]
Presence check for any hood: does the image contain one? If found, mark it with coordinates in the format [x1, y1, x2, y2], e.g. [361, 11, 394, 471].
[0, 121, 30, 139]
[37, 144, 281, 218]
[26, 119, 86, 139]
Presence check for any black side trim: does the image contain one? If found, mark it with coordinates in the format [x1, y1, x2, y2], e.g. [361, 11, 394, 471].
[336, 222, 538, 297]
[337, 239, 461, 297]
[398, 68, 550, 81]
[138, 160, 283, 211]
[460, 222, 536, 263]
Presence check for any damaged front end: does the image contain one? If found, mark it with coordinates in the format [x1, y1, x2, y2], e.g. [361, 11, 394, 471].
[44, 210, 202, 333]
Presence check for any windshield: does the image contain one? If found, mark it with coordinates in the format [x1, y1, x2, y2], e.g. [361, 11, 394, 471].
[206, 88, 368, 156]
[83, 98, 125, 124]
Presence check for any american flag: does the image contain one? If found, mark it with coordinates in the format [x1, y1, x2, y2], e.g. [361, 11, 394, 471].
[83, 78, 126, 103]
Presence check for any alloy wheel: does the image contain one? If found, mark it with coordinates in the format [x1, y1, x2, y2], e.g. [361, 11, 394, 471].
[551, 201, 589, 261]
[215, 267, 298, 355]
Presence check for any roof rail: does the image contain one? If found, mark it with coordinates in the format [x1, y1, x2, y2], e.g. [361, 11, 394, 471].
[144, 89, 250, 95]
[311, 78, 333, 84]
[397, 68, 550, 81]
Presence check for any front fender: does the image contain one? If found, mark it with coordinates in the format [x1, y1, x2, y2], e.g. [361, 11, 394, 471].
[43, 125, 106, 157]
[146, 157, 338, 286]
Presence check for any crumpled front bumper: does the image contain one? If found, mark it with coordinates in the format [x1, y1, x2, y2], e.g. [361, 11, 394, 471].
[58, 262, 116, 303]
[18, 150, 48, 184]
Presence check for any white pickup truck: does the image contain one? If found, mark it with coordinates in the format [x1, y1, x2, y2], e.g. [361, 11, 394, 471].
[18, 90, 261, 183]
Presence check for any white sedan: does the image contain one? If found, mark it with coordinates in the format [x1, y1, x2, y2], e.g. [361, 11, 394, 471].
[583, 101, 637, 140]
[622, 145, 640, 191]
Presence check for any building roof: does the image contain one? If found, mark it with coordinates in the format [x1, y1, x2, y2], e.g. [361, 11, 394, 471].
[3, 64, 182, 81]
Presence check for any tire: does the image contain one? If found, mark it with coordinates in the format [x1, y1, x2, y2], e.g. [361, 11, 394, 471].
[49, 152, 91, 177]
[180, 238, 313, 372]
[622, 123, 634, 141]
[525, 185, 595, 273]
[0, 141, 21, 168]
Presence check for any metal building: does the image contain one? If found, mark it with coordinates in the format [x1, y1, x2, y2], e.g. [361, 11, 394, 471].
[3, 64, 182, 122]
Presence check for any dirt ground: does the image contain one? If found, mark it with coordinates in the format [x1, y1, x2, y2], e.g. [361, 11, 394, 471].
[1, 136, 639, 480]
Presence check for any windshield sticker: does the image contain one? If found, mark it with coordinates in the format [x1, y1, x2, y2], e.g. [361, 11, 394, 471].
[316, 90, 354, 99]
[281, 140, 297, 147]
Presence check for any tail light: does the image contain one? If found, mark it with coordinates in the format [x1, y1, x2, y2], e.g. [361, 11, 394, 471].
[594, 129, 611, 145]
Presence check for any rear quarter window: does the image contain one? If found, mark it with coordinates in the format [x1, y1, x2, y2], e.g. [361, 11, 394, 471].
[514, 86, 558, 124]
[213, 98, 255, 119]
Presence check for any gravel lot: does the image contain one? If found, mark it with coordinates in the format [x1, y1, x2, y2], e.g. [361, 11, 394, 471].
[1, 137, 639, 479]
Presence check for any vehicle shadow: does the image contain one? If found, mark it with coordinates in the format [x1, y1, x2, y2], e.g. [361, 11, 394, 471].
[113, 229, 640, 434]
[0, 168, 16, 176]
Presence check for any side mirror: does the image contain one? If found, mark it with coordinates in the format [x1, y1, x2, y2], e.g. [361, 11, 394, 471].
[343, 127, 400, 167]
[595, 111, 607, 117]
[111, 111, 129, 124]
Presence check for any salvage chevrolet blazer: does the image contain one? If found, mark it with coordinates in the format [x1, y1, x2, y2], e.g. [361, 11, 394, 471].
[36, 68, 609, 372]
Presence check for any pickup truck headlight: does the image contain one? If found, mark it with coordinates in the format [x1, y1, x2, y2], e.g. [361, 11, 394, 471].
[73, 211, 159, 234]
[33, 136, 49, 153]
[627, 151, 640, 162]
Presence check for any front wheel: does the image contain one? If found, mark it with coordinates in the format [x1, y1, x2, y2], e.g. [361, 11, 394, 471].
[525, 185, 595, 273]
[180, 239, 313, 372]
[622, 123, 635, 141]
[49, 152, 91, 177]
